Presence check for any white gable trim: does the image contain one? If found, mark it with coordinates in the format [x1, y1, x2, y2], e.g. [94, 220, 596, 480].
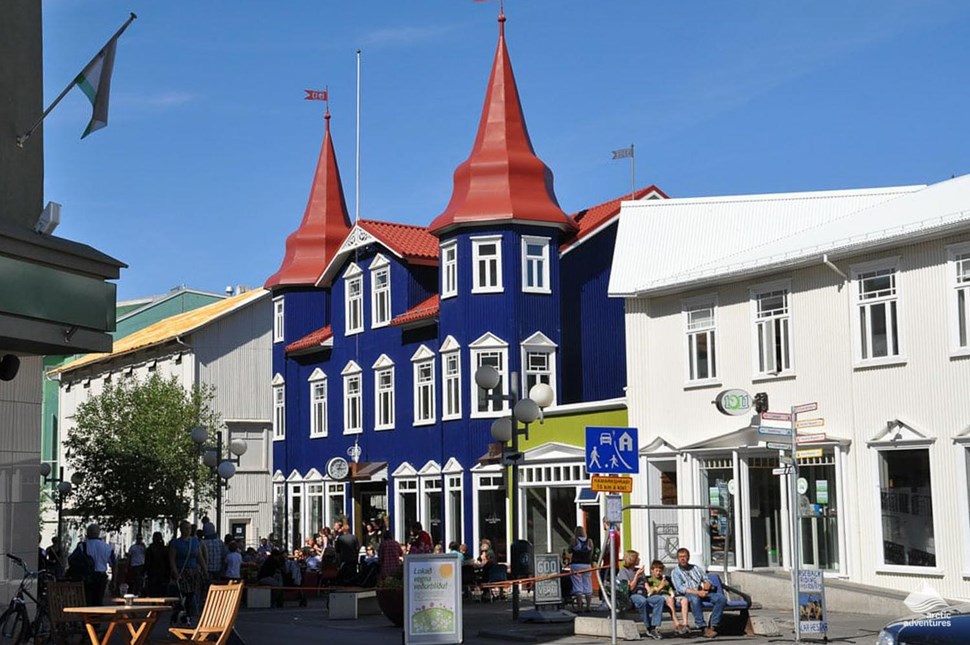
[640, 436, 680, 455]
[286, 469, 304, 482]
[271, 373, 285, 386]
[440, 335, 461, 353]
[369, 253, 390, 270]
[442, 458, 463, 474]
[521, 331, 557, 349]
[470, 332, 508, 348]
[308, 368, 325, 382]
[522, 442, 585, 462]
[304, 468, 324, 481]
[868, 418, 935, 447]
[341, 360, 362, 376]
[393, 462, 418, 477]
[372, 354, 395, 369]
[418, 460, 441, 476]
[411, 345, 435, 362]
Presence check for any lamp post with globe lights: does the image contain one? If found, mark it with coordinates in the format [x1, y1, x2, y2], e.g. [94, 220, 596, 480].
[474, 365, 554, 621]
[39, 463, 83, 548]
[190, 426, 248, 537]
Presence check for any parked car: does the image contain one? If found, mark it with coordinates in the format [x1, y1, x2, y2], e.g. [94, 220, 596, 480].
[877, 603, 970, 644]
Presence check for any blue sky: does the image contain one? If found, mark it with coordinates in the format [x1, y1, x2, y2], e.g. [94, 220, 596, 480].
[42, 1, 970, 301]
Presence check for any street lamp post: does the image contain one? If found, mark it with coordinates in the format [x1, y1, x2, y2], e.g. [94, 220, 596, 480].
[39, 463, 83, 548]
[190, 427, 248, 537]
[474, 366, 553, 621]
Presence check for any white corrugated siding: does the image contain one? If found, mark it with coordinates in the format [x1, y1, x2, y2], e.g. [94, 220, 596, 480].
[625, 233, 970, 600]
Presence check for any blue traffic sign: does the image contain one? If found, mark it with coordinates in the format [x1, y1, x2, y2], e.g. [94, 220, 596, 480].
[586, 426, 639, 474]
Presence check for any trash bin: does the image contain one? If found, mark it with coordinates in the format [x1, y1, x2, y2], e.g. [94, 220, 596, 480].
[510, 540, 533, 579]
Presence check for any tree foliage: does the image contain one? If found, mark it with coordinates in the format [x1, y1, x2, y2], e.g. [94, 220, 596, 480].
[65, 374, 221, 532]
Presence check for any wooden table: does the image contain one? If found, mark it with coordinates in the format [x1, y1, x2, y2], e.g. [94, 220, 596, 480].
[110, 596, 179, 605]
[64, 604, 172, 645]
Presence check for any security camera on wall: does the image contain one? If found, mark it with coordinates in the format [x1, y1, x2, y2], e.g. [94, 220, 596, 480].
[34, 201, 61, 235]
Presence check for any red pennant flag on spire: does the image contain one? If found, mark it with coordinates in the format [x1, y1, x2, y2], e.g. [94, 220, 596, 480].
[304, 89, 328, 101]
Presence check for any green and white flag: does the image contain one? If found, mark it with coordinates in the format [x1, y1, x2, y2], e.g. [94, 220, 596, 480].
[75, 37, 118, 138]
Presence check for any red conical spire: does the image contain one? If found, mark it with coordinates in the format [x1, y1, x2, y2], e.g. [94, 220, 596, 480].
[428, 12, 576, 236]
[265, 110, 354, 288]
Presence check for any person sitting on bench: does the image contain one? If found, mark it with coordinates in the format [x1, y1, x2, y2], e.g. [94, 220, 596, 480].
[671, 548, 726, 639]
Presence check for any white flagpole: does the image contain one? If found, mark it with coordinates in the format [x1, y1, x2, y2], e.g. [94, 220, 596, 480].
[17, 12, 137, 148]
[355, 48, 361, 224]
[630, 144, 635, 200]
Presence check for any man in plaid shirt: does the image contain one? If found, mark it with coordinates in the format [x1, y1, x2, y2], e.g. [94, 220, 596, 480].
[671, 548, 726, 639]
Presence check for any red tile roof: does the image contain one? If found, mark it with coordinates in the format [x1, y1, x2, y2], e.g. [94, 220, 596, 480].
[428, 14, 575, 237]
[285, 325, 333, 355]
[358, 220, 439, 264]
[265, 112, 353, 289]
[560, 186, 668, 252]
[390, 294, 439, 327]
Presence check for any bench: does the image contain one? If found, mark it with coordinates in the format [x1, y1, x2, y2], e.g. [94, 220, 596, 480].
[327, 589, 379, 619]
[689, 574, 753, 635]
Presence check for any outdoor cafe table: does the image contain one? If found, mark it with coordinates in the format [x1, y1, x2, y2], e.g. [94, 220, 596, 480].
[110, 596, 180, 606]
[64, 604, 172, 645]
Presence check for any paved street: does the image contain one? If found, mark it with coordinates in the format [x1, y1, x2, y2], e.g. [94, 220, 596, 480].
[193, 595, 893, 644]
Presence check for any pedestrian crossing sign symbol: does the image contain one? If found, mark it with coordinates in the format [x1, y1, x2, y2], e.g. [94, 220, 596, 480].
[585, 426, 639, 474]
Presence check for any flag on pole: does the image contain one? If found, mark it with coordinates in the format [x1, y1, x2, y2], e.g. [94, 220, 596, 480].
[611, 146, 634, 160]
[76, 38, 119, 139]
[304, 89, 328, 101]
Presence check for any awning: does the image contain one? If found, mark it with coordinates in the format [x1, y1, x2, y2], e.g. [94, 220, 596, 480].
[575, 488, 599, 504]
[350, 461, 388, 481]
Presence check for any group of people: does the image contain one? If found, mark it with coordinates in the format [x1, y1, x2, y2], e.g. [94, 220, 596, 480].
[618, 547, 728, 640]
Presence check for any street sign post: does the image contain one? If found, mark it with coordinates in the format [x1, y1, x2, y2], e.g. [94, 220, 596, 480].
[759, 426, 792, 436]
[766, 441, 791, 451]
[796, 448, 824, 459]
[591, 475, 633, 493]
[796, 433, 827, 444]
[585, 427, 639, 474]
[796, 418, 825, 429]
[762, 411, 792, 422]
[793, 402, 818, 414]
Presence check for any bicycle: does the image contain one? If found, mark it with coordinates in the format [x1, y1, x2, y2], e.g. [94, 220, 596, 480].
[0, 553, 54, 644]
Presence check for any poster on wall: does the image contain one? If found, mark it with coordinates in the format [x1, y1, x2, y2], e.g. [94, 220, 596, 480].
[404, 553, 463, 645]
[797, 569, 828, 636]
[816, 480, 829, 505]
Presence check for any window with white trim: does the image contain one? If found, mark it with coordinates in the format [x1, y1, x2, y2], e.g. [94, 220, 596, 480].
[470, 333, 509, 416]
[442, 351, 461, 420]
[684, 298, 717, 383]
[344, 264, 364, 335]
[375, 366, 395, 430]
[521, 236, 550, 293]
[414, 358, 435, 425]
[309, 370, 327, 438]
[272, 377, 285, 440]
[852, 260, 900, 362]
[472, 236, 503, 293]
[878, 448, 935, 567]
[751, 284, 792, 376]
[273, 297, 285, 343]
[441, 242, 458, 299]
[342, 363, 362, 435]
[371, 256, 391, 328]
[948, 243, 970, 353]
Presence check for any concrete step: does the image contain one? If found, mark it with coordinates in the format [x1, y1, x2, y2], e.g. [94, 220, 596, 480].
[728, 570, 905, 617]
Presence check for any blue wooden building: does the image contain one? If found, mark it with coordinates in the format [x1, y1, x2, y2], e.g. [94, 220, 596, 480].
[265, 13, 664, 560]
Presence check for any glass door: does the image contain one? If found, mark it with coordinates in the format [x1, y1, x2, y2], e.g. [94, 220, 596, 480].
[747, 456, 783, 567]
[798, 455, 839, 571]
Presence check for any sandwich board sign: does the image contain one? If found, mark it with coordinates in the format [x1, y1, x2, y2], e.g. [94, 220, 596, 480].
[533, 554, 563, 607]
[404, 553, 463, 644]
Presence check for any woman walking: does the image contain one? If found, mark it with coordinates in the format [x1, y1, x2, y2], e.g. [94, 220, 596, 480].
[568, 526, 595, 613]
[169, 520, 207, 624]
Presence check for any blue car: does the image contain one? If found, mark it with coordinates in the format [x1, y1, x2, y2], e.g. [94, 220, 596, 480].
[877, 603, 970, 644]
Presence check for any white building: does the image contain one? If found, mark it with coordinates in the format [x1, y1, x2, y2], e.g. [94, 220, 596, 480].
[52, 289, 274, 547]
[610, 174, 970, 601]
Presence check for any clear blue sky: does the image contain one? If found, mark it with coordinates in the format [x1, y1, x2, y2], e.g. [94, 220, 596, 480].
[42, 1, 970, 301]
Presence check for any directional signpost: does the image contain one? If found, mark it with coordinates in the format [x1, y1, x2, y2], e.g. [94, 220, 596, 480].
[796, 418, 825, 429]
[797, 433, 827, 444]
[765, 441, 791, 451]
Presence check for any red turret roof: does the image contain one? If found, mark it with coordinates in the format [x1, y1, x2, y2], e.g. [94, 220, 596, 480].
[428, 13, 576, 237]
[265, 111, 353, 288]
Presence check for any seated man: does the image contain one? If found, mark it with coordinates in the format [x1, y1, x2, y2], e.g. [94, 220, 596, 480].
[670, 548, 727, 639]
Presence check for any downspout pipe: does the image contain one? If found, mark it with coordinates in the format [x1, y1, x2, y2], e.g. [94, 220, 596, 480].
[822, 254, 847, 282]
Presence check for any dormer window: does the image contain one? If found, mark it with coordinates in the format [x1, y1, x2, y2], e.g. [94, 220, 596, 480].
[273, 297, 285, 342]
[370, 254, 391, 328]
[441, 242, 458, 299]
[472, 236, 503, 293]
[344, 263, 363, 335]
[521, 236, 550, 294]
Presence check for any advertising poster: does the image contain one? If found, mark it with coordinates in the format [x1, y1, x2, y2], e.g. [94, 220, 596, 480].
[816, 480, 829, 505]
[533, 553, 562, 607]
[405, 553, 463, 645]
[797, 569, 828, 636]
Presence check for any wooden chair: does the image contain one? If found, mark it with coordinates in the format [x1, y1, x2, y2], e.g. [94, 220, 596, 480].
[159, 581, 244, 645]
[46, 581, 87, 645]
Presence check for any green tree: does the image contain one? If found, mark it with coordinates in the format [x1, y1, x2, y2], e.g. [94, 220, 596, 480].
[65, 374, 221, 532]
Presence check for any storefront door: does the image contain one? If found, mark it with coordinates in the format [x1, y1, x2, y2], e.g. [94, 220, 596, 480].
[747, 456, 784, 568]
[797, 455, 839, 571]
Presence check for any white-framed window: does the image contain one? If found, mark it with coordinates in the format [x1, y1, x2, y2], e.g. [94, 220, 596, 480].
[751, 282, 792, 377]
[852, 258, 901, 364]
[308, 369, 327, 438]
[393, 463, 420, 541]
[373, 355, 395, 430]
[877, 447, 936, 568]
[272, 373, 285, 440]
[344, 263, 364, 335]
[521, 236, 551, 293]
[470, 332, 509, 417]
[521, 331, 557, 403]
[370, 255, 391, 328]
[948, 243, 970, 355]
[472, 236, 503, 293]
[441, 242, 458, 299]
[441, 336, 461, 421]
[273, 297, 285, 343]
[683, 296, 718, 384]
[341, 361, 362, 435]
[412, 346, 436, 426]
